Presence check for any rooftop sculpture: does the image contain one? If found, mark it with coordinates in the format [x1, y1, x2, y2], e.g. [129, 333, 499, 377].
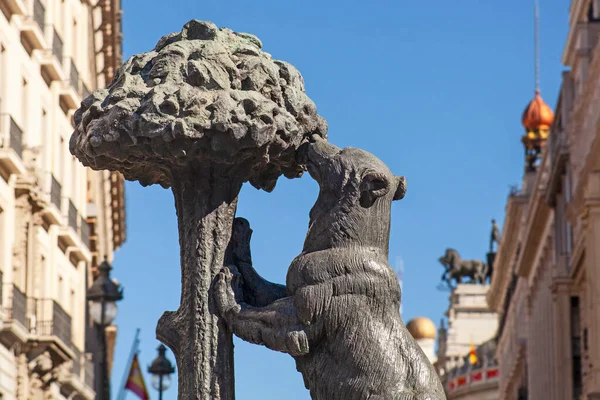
[438, 249, 490, 290]
[71, 19, 445, 400]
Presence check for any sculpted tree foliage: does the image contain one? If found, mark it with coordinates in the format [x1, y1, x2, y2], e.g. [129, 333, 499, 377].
[70, 20, 326, 399]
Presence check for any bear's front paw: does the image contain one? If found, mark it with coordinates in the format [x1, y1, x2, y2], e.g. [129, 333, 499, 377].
[214, 267, 242, 322]
[232, 218, 253, 265]
[285, 330, 309, 357]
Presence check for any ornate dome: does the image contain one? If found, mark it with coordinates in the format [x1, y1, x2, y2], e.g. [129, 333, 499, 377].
[406, 317, 437, 340]
[521, 90, 554, 133]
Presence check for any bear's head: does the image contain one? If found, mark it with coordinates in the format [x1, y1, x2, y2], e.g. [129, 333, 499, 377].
[299, 136, 406, 254]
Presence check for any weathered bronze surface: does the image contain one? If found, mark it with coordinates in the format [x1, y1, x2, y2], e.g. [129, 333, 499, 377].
[71, 19, 445, 400]
[216, 137, 445, 400]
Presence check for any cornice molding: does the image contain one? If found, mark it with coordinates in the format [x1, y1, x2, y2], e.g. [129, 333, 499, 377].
[563, 0, 591, 65]
[487, 195, 527, 311]
[515, 163, 553, 278]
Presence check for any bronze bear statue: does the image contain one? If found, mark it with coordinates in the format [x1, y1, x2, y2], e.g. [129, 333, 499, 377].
[214, 136, 446, 400]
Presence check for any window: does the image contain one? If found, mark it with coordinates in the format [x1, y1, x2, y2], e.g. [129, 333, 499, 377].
[571, 296, 583, 399]
[41, 110, 47, 167]
[72, 156, 78, 201]
[70, 289, 75, 316]
[21, 79, 28, 131]
[59, 136, 65, 182]
[589, 0, 600, 21]
[72, 19, 78, 63]
[0, 45, 5, 108]
[58, 275, 64, 304]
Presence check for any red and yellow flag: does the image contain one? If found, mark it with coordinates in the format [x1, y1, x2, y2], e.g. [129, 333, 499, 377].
[469, 342, 478, 365]
[124, 354, 149, 400]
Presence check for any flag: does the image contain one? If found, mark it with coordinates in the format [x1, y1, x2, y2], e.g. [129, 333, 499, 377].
[486, 368, 499, 379]
[470, 371, 483, 382]
[469, 341, 478, 365]
[124, 354, 150, 400]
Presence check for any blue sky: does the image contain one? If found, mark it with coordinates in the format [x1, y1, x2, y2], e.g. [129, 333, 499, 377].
[109, 1, 569, 398]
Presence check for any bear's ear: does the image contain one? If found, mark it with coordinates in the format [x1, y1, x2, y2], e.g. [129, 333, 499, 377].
[360, 172, 391, 207]
[393, 176, 407, 201]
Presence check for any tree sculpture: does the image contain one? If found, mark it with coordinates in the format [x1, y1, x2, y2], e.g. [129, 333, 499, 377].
[70, 20, 326, 399]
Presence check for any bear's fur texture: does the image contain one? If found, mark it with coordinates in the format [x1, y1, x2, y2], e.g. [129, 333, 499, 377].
[214, 137, 446, 400]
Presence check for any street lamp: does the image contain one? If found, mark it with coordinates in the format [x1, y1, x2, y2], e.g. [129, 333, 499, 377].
[87, 259, 123, 400]
[148, 344, 175, 400]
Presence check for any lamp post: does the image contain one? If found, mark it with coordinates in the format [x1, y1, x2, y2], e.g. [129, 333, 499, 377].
[148, 344, 175, 400]
[87, 259, 123, 400]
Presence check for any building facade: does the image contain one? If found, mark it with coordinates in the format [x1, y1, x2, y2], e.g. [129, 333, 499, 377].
[0, 0, 125, 396]
[487, 1, 600, 399]
[434, 284, 499, 400]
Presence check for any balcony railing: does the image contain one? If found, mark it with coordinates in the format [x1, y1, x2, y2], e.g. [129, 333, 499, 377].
[81, 216, 90, 248]
[32, 299, 72, 345]
[68, 200, 78, 232]
[70, 60, 80, 94]
[52, 29, 63, 64]
[72, 345, 82, 378]
[8, 116, 23, 159]
[8, 285, 27, 328]
[84, 356, 94, 388]
[33, 0, 45, 32]
[446, 363, 499, 393]
[50, 175, 61, 209]
[82, 83, 91, 99]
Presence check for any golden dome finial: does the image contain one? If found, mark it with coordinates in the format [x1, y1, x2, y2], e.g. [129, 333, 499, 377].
[520, 0, 554, 172]
[406, 317, 437, 340]
[521, 90, 554, 133]
[521, 90, 553, 171]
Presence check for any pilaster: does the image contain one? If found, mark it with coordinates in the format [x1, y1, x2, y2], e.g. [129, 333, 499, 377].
[583, 170, 600, 393]
[551, 278, 574, 400]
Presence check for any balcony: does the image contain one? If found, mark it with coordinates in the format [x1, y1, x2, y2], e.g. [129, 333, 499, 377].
[59, 346, 95, 399]
[29, 298, 75, 361]
[1, 0, 27, 17]
[59, 60, 81, 111]
[0, 284, 30, 348]
[58, 202, 91, 262]
[84, 357, 94, 389]
[38, 28, 63, 83]
[81, 216, 91, 249]
[68, 200, 78, 232]
[0, 114, 27, 176]
[38, 172, 63, 224]
[18, 0, 46, 51]
[51, 175, 61, 209]
[52, 29, 63, 64]
[445, 363, 500, 395]
[70, 60, 80, 94]
[58, 198, 79, 248]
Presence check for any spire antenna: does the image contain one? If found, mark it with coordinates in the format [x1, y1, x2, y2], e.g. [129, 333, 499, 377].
[534, 0, 541, 94]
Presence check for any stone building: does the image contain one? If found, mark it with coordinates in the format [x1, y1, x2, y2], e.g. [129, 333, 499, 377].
[0, 0, 125, 396]
[435, 284, 499, 400]
[486, 1, 600, 399]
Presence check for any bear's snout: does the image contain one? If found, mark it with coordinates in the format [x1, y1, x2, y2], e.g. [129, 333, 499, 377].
[301, 137, 341, 176]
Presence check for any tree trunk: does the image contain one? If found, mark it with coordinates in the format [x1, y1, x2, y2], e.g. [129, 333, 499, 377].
[156, 167, 242, 400]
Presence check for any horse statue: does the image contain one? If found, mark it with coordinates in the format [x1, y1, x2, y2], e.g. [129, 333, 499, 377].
[438, 248, 489, 289]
